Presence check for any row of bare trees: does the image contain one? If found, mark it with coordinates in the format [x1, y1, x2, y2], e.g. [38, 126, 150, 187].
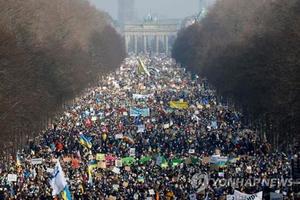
[172, 0, 300, 150]
[0, 0, 125, 154]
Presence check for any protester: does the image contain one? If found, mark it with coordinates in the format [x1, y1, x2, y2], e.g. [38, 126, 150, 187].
[0, 55, 294, 199]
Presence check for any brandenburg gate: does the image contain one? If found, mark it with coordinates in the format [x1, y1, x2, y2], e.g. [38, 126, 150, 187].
[123, 20, 180, 54]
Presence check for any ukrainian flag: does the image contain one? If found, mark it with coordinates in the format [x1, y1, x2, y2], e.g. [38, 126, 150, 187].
[61, 186, 72, 200]
[87, 160, 97, 185]
[79, 135, 92, 149]
[16, 153, 21, 167]
[137, 58, 150, 76]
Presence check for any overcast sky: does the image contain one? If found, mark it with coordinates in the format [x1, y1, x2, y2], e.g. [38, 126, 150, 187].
[88, 0, 200, 20]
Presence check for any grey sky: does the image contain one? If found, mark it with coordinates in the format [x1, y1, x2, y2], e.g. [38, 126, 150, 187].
[88, 0, 200, 20]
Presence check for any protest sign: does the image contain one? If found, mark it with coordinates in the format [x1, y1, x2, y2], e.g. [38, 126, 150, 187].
[189, 149, 195, 154]
[47, 168, 54, 174]
[149, 189, 155, 195]
[137, 125, 145, 133]
[96, 153, 105, 161]
[202, 157, 211, 164]
[115, 134, 124, 139]
[112, 167, 120, 174]
[31, 158, 43, 165]
[7, 174, 17, 182]
[98, 161, 106, 169]
[129, 148, 136, 157]
[115, 159, 123, 167]
[163, 123, 170, 129]
[113, 184, 119, 191]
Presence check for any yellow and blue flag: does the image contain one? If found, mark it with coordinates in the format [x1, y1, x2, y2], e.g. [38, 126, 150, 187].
[137, 58, 150, 76]
[16, 153, 21, 167]
[169, 101, 189, 109]
[79, 135, 92, 149]
[87, 160, 97, 185]
[61, 186, 72, 200]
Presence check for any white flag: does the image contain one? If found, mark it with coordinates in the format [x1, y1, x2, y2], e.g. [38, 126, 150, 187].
[49, 160, 67, 196]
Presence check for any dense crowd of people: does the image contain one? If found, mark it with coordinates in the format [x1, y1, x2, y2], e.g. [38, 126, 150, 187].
[0, 55, 295, 199]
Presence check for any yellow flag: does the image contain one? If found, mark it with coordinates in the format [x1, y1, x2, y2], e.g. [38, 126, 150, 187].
[169, 101, 189, 109]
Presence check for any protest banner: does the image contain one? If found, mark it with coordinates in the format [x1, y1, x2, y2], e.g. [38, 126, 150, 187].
[130, 107, 150, 117]
[133, 94, 153, 100]
[211, 155, 228, 167]
[233, 190, 263, 200]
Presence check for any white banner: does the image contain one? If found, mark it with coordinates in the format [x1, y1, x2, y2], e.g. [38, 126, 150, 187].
[210, 155, 228, 164]
[31, 158, 43, 165]
[133, 94, 153, 100]
[233, 190, 263, 200]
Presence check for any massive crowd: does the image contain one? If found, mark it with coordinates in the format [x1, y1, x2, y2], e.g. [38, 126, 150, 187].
[0, 55, 295, 199]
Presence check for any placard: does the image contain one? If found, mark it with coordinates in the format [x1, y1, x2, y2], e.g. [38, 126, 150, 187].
[96, 153, 105, 161]
[31, 158, 43, 165]
[47, 168, 54, 174]
[7, 174, 17, 182]
[129, 148, 136, 157]
[189, 149, 195, 154]
[115, 159, 123, 167]
[112, 167, 120, 174]
[115, 134, 124, 139]
[149, 189, 155, 195]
